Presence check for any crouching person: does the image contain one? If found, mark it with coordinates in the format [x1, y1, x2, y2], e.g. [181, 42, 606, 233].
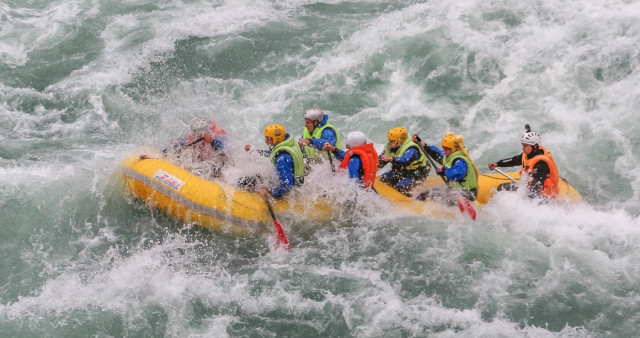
[324, 131, 378, 190]
[416, 132, 479, 205]
[244, 124, 304, 198]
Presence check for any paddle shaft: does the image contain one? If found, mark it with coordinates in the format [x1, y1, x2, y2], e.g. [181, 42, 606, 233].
[186, 137, 205, 147]
[327, 150, 335, 172]
[493, 167, 518, 183]
[264, 198, 291, 250]
[423, 148, 476, 220]
[424, 152, 440, 179]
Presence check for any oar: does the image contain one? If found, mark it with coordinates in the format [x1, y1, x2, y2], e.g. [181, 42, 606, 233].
[493, 167, 518, 183]
[326, 150, 335, 172]
[264, 198, 291, 250]
[186, 137, 204, 147]
[424, 153, 476, 220]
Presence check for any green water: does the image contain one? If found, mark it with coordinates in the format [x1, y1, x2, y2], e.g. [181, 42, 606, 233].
[1, 0, 639, 336]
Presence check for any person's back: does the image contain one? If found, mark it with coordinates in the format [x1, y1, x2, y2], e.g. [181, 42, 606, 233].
[325, 131, 378, 190]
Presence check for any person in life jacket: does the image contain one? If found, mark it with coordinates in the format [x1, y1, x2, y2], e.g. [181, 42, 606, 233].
[146, 117, 227, 177]
[378, 127, 430, 194]
[488, 125, 560, 200]
[323, 131, 379, 190]
[244, 124, 305, 198]
[416, 132, 479, 204]
[186, 117, 227, 162]
[297, 108, 342, 163]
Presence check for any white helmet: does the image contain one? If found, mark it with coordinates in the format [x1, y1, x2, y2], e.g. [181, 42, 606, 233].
[520, 131, 541, 146]
[190, 117, 209, 133]
[345, 131, 367, 148]
[303, 108, 324, 122]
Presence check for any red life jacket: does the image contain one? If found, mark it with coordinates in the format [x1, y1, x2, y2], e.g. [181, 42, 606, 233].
[519, 146, 560, 198]
[339, 143, 379, 189]
[187, 120, 226, 160]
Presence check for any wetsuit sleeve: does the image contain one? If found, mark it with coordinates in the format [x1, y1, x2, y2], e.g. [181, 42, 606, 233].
[271, 153, 294, 197]
[444, 158, 468, 182]
[211, 138, 225, 152]
[393, 147, 419, 164]
[333, 148, 347, 160]
[496, 154, 523, 167]
[426, 145, 444, 164]
[347, 157, 362, 180]
[527, 160, 550, 198]
[378, 150, 387, 169]
[310, 128, 338, 150]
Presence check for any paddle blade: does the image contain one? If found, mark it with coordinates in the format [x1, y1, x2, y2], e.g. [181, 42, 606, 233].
[272, 219, 291, 250]
[264, 198, 291, 250]
[456, 195, 477, 220]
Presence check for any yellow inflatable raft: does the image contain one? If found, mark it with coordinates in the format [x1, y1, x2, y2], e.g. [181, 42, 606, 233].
[120, 156, 581, 235]
[120, 156, 338, 236]
[120, 155, 460, 235]
[416, 171, 582, 204]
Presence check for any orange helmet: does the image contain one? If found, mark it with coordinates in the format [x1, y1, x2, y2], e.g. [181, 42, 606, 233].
[264, 124, 286, 144]
[387, 127, 408, 143]
[441, 131, 463, 151]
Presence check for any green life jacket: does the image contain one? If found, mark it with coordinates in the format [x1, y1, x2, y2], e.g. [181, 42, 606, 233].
[269, 135, 305, 186]
[302, 122, 342, 160]
[384, 139, 427, 171]
[442, 148, 478, 191]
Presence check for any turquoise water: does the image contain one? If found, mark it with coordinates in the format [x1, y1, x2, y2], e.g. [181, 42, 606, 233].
[1, 0, 639, 336]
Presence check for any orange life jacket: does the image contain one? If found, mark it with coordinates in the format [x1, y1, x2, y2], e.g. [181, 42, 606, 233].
[339, 143, 379, 189]
[519, 146, 559, 198]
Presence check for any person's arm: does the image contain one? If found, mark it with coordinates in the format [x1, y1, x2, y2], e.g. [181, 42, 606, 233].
[211, 138, 225, 152]
[413, 134, 443, 163]
[378, 150, 388, 169]
[393, 147, 419, 164]
[444, 158, 468, 182]
[270, 153, 295, 197]
[333, 148, 347, 160]
[426, 145, 444, 163]
[496, 154, 522, 167]
[309, 128, 338, 150]
[489, 153, 523, 170]
[527, 160, 550, 198]
[347, 157, 362, 180]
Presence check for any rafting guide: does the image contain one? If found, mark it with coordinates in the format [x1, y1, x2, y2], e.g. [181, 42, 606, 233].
[488, 125, 561, 201]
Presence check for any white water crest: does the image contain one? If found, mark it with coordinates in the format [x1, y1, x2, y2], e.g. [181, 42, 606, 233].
[1, 0, 639, 336]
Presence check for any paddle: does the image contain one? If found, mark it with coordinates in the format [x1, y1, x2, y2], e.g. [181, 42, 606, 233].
[493, 167, 518, 183]
[326, 150, 335, 172]
[264, 198, 291, 250]
[186, 137, 205, 147]
[424, 152, 477, 220]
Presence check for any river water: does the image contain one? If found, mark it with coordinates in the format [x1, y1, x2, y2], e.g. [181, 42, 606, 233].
[1, 0, 639, 336]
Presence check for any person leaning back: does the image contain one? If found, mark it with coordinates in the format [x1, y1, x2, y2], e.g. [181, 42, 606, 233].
[488, 125, 560, 200]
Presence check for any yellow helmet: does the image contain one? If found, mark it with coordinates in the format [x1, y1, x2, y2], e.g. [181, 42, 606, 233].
[441, 131, 463, 151]
[264, 124, 286, 144]
[387, 127, 408, 143]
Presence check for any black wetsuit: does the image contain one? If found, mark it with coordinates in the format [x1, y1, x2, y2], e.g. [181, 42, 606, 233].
[495, 148, 550, 199]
